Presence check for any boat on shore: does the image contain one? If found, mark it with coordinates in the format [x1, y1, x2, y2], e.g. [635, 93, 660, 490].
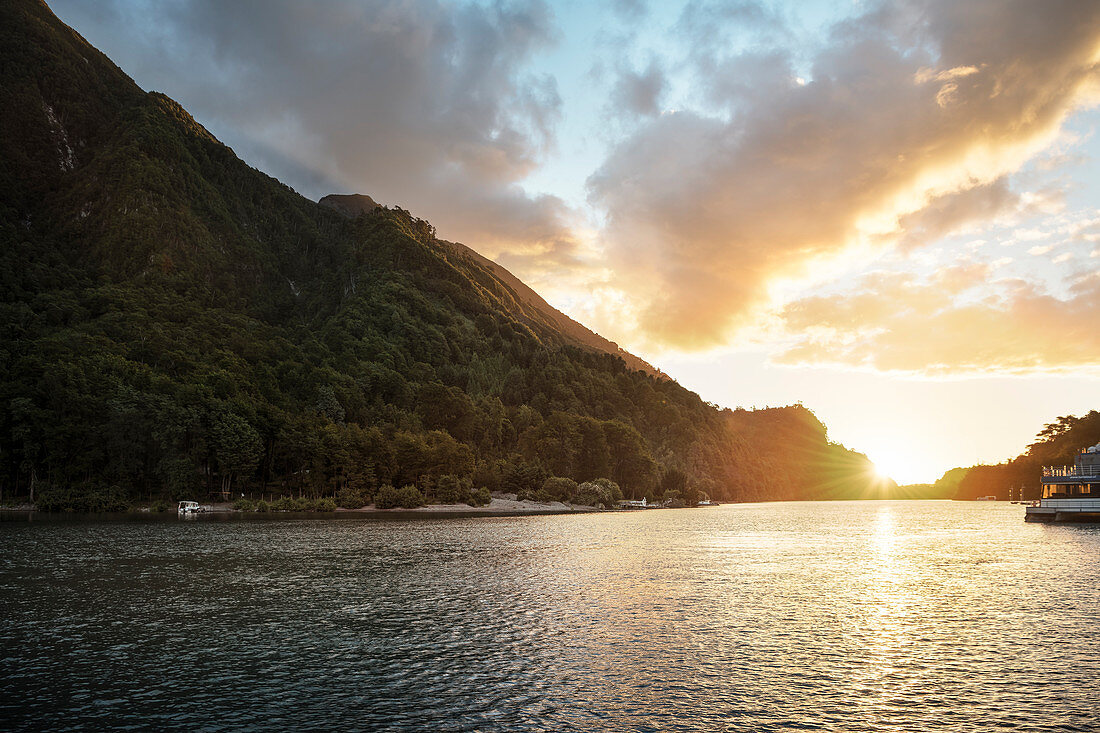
[1025, 443, 1100, 523]
[177, 501, 202, 516]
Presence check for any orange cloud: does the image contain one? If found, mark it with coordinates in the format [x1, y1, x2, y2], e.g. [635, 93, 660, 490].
[777, 270, 1100, 374]
[589, 0, 1100, 349]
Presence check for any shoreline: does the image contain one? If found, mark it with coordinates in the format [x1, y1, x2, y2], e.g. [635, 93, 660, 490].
[0, 496, 617, 520]
[334, 497, 606, 516]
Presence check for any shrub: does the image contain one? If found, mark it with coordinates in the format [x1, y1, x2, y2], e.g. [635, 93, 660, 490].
[233, 498, 255, 512]
[375, 485, 399, 509]
[573, 478, 621, 508]
[466, 487, 492, 507]
[314, 497, 337, 512]
[255, 499, 270, 513]
[376, 484, 424, 509]
[151, 500, 170, 513]
[336, 486, 367, 509]
[542, 477, 577, 502]
[592, 478, 623, 503]
[396, 485, 424, 508]
[271, 496, 297, 511]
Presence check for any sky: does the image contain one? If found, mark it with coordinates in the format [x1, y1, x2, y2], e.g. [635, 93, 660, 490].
[50, 0, 1100, 484]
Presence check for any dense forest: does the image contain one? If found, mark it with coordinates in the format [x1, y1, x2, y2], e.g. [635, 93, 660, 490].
[0, 0, 889, 511]
[945, 411, 1100, 501]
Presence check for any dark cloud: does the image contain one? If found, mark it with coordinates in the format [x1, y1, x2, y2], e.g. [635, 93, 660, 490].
[50, 0, 576, 261]
[588, 0, 1100, 348]
[611, 0, 648, 23]
[609, 59, 666, 118]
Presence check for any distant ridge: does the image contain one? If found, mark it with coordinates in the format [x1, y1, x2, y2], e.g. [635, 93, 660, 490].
[320, 193, 664, 378]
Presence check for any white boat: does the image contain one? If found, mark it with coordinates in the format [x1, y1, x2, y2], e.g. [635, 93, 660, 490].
[1025, 443, 1100, 523]
[177, 500, 201, 515]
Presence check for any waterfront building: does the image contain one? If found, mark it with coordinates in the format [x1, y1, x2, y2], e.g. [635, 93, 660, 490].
[1025, 443, 1100, 523]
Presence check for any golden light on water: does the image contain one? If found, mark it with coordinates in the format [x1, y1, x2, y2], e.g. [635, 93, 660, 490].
[851, 505, 920, 705]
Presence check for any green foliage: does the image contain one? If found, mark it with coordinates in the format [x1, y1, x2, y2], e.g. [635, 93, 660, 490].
[592, 478, 623, 503]
[151, 499, 169, 513]
[271, 496, 298, 512]
[467, 487, 492, 507]
[336, 485, 368, 509]
[233, 497, 255, 511]
[504, 460, 548, 497]
[434, 474, 472, 504]
[376, 484, 424, 509]
[0, 1, 890, 510]
[255, 499, 270, 513]
[314, 497, 337, 512]
[35, 483, 129, 513]
[542, 476, 577, 502]
[573, 480, 620, 508]
[951, 411, 1100, 500]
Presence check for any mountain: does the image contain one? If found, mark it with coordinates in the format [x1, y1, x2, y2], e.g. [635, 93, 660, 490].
[320, 193, 663, 378]
[0, 0, 887, 510]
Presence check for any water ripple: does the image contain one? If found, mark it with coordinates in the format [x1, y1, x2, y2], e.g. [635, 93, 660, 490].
[3, 502, 1100, 731]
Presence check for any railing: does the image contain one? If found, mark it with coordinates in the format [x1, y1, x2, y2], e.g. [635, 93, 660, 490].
[1039, 498, 1100, 511]
[1042, 466, 1100, 479]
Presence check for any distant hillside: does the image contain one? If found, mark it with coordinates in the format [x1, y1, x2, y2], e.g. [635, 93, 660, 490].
[948, 412, 1100, 500]
[0, 0, 884, 509]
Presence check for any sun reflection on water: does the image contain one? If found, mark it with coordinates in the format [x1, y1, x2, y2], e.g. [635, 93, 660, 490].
[4, 501, 1098, 731]
[848, 504, 929, 719]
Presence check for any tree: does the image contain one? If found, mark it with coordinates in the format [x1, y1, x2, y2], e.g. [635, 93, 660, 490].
[207, 406, 262, 496]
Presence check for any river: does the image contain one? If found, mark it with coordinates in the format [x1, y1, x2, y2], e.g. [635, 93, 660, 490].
[2, 501, 1099, 731]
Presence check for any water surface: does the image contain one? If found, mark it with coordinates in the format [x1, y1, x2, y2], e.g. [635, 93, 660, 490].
[3, 501, 1099, 731]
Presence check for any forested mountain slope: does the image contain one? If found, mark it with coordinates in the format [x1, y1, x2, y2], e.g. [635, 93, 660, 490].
[0, 0, 886, 508]
[949, 411, 1100, 501]
[320, 193, 662, 378]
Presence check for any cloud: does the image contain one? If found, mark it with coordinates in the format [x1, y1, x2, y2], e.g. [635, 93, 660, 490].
[891, 179, 1019, 251]
[588, 0, 1100, 349]
[611, 0, 648, 23]
[50, 0, 579, 264]
[609, 59, 667, 118]
[776, 270, 1100, 374]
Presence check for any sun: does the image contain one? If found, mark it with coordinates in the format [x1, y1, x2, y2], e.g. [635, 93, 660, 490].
[871, 461, 894, 482]
[866, 448, 908, 484]
[865, 446, 934, 487]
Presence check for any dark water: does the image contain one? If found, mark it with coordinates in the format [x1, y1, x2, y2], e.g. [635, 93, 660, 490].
[3, 501, 1099, 731]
